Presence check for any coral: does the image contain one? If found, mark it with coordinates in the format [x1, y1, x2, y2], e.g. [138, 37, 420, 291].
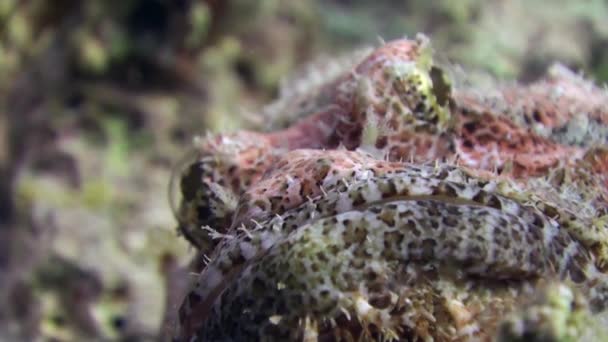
[173, 36, 608, 340]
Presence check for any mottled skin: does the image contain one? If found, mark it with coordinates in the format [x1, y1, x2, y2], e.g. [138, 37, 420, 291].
[455, 64, 608, 147]
[172, 36, 608, 340]
[174, 36, 608, 255]
[497, 283, 592, 342]
[176, 150, 608, 340]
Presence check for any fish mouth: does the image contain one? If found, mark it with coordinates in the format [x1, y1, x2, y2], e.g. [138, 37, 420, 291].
[180, 196, 576, 340]
[179, 169, 531, 337]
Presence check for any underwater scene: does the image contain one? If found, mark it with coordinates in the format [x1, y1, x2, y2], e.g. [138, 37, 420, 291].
[1, 1, 608, 341]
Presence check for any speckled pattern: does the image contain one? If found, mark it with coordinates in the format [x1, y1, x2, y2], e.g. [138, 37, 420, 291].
[173, 35, 608, 341]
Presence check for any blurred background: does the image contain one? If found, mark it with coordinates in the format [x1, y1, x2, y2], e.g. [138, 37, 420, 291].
[1, 0, 607, 340]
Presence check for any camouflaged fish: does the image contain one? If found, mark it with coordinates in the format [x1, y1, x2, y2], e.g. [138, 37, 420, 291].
[172, 34, 608, 341]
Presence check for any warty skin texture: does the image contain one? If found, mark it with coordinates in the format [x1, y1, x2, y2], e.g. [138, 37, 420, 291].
[173, 35, 608, 341]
